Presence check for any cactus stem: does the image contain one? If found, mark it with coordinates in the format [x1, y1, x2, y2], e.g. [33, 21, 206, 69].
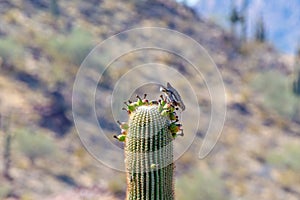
[118, 84, 185, 199]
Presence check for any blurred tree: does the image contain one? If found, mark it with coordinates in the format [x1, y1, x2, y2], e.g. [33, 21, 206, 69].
[293, 71, 300, 96]
[229, 1, 239, 35]
[50, 0, 60, 17]
[240, 0, 249, 41]
[297, 44, 300, 56]
[255, 15, 266, 42]
[293, 45, 300, 96]
[229, 0, 249, 41]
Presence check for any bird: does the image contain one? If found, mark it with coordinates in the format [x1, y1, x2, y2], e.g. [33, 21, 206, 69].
[159, 82, 185, 111]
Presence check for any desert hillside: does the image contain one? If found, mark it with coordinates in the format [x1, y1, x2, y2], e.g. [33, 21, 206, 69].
[0, 0, 299, 199]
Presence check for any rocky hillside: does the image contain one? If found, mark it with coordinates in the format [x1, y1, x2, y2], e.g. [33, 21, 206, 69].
[0, 0, 299, 199]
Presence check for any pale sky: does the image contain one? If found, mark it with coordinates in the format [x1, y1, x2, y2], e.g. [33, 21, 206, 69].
[176, 0, 300, 53]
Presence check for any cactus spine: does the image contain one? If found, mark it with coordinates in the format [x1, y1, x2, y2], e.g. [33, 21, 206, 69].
[125, 105, 174, 200]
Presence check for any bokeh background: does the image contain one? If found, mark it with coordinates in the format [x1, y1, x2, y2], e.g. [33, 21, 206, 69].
[0, 0, 300, 199]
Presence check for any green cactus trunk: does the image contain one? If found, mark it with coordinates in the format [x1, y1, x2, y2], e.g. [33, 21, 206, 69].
[125, 105, 174, 200]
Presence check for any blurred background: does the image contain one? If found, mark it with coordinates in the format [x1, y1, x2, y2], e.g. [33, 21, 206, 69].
[0, 0, 300, 199]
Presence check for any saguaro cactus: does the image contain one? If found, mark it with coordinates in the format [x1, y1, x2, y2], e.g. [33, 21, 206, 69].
[126, 105, 174, 200]
[1, 114, 13, 181]
[115, 83, 184, 200]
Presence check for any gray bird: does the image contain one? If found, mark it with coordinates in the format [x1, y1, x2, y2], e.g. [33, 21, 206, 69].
[160, 82, 185, 111]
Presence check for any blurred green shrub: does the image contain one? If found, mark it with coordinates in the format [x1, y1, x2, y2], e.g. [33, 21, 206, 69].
[16, 129, 57, 165]
[251, 71, 299, 118]
[176, 169, 227, 200]
[267, 144, 300, 171]
[107, 174, 126, 197]
[47, 28, 93, 65]
[0, 37, 23, 63]
[0, 182, 11, 199]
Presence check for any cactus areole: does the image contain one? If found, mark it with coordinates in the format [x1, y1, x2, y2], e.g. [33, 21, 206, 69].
[115, 83, 185, 200]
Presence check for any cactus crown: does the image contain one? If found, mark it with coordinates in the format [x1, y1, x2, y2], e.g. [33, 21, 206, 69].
[115, 83, 184, 200]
